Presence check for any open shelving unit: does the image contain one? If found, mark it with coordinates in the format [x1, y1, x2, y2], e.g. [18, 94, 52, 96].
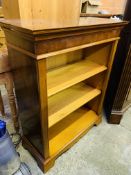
[2, 18, 126, 172]
[46, 41, 117, 158]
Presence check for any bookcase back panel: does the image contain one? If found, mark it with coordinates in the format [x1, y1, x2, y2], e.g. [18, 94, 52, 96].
[84, 42, 112, 66]
[84, 72, 106, 90]
[47, 42, 112, 73]
[46, 49, 83, 71]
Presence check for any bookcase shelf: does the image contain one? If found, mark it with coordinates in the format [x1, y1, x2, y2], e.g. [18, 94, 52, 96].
[49, 107, 99, 156]
[48, 82, 101, 127]
[47, 60, 107, 97]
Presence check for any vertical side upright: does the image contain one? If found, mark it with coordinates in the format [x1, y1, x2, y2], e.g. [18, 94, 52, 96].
[87, 40, 119, 116]
[98, 40, 119, 114]
[37, 59, 49, 159]
[6, 47, 45, 157]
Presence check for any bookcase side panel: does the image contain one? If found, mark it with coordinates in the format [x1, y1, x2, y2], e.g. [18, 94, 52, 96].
[7, 47, 44, 156]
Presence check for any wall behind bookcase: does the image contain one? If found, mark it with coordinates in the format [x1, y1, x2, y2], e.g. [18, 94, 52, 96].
[100, 0, 127, 14]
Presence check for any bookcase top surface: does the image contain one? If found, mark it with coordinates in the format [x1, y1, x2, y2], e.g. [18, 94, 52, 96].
[0, 17, 128, 35]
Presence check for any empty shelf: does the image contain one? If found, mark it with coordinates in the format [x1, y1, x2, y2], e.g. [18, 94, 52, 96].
[49, 107, 99, 156]
[47, 60, 107, 97]
[48, 83, 101, 127]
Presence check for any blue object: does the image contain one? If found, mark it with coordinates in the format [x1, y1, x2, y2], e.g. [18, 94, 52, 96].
[0, 120, 31, 175]
[0, 120, 6, 138]
[0, 121, 21, 174]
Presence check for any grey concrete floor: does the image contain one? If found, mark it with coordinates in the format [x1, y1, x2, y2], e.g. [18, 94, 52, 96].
[3, 108, 131, 175]
[0, 86, 131, 175]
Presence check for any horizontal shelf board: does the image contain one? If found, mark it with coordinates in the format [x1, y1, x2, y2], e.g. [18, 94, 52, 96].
[49, 108, 99, 156]
[47, 60, 107, 97]
[48, 83, 101, 128]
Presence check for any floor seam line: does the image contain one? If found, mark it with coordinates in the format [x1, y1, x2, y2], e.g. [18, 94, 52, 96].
[120, 124, 131, 133]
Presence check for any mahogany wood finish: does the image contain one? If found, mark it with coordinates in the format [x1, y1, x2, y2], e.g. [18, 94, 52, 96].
[104, 0, 131, 124]
[0, 90, 4, 115]
[108, 45, 131, 124]
[0, 18, 127, 172]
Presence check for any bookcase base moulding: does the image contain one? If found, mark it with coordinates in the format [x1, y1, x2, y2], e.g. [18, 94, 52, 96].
[0, 18, 127, 172]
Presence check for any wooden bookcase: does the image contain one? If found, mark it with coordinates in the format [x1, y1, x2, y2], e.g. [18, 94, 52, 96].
[0, 18, 127, 172]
